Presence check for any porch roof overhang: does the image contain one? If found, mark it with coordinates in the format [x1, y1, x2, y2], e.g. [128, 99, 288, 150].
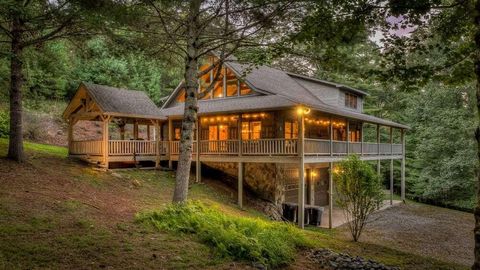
[161, 94, 409, 129]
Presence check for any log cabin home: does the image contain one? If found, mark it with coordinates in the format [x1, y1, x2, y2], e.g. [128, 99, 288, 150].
[63, 56, 408, 228]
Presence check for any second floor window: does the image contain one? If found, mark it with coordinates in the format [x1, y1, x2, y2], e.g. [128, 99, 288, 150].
[345, 93, 358, 109]
[284, 121, 298, 139]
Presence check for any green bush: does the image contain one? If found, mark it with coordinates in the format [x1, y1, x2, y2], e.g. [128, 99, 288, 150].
[136, 201, 310, 267]
[0, 110, 9, 138]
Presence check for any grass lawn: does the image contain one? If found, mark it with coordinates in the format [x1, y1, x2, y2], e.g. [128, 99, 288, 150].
[0, 138, 470, 269]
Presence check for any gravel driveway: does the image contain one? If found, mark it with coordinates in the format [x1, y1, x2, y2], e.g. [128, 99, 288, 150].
[337, 203, 474, 267]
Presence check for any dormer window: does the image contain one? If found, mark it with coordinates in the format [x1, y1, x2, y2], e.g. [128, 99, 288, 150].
[345, 93, 357, 109]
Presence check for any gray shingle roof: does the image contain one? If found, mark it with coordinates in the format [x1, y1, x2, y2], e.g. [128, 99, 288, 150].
[82, 82, 165, 120]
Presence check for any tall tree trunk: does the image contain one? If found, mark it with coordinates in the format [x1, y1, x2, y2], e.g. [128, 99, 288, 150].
[474, 1, 480, 269]
[172, 0, 201, 203]
[7, 16, 25, 162]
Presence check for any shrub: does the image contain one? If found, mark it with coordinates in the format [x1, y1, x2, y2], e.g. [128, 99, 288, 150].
[136, 201, 310, 268]
[333, 155, 383, 242]
[0, 110, 9, 138]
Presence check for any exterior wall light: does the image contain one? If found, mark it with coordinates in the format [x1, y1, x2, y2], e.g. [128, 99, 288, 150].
[296, 107, 311, 115]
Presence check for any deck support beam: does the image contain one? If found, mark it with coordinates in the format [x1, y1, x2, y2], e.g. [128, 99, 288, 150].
[238, 162, 243, 208]
[329, 162, 333, 229]
[298, 111, 305, 229]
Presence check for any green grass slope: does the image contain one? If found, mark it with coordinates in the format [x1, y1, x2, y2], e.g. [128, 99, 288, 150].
[0, 139, 468, 269]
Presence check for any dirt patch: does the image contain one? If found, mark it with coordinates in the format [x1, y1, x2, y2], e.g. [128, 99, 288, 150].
[337, 203, 474, 267]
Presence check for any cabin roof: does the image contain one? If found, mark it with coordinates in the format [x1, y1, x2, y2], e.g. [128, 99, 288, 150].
[64, 82, 166, 120]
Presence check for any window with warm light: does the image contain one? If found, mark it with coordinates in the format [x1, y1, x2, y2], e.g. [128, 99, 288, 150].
[284, 121, 298, 139]
[174, 127, 181, 140]
[241, 121, 261, 140]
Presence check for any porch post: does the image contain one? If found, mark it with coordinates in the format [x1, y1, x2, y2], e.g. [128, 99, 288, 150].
[196, 117, 201, 183]
[134, 120, 139, 140]
[155, 121, 160, 168]
[298, 111, 305, 229]
[389, 127, 393, 205]
[102, 116, 110, 169]
[238, 114, 242, 156]
[360, 122, 364, 156]
[67, 116, 74, 155]
[329, 116, 333, 156]
[346, 119, 350, 155]
[401, 129, 406, 203]
[376, 124, 380, 176]
[307, 169, 314, 205]
[147, 124, 151, 141]
[168, 118, 173, 169]
[238, 161, 243, 208]
[328, 162, 333, 229]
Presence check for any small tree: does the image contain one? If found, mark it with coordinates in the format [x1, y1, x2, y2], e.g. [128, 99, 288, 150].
[333, 155, 383, 242]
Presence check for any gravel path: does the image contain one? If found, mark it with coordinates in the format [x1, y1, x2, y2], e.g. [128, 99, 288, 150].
[338, 203, 474, 267]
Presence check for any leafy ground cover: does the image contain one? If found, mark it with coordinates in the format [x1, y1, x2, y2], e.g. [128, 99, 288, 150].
[0, 139, 470, 269]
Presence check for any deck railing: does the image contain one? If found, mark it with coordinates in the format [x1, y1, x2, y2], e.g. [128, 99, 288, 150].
[70, 140, 103, 155]
[71, 139, 404, 157]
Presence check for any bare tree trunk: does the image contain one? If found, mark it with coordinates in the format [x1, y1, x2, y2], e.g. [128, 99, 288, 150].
[172, 0, 201, 203]
[7, 16, 25, 162]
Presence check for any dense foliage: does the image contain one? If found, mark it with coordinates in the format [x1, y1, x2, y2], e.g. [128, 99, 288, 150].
[333, 155, 384, 241]
[136, 201, 310, 267]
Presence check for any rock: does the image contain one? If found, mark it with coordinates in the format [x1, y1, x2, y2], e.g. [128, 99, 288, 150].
[307, 248, 399, 270]
[132, 179, 141, 188]
[111, 172, 123, 178]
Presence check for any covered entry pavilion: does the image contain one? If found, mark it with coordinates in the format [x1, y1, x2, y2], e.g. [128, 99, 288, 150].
[62, 82, 166, 168]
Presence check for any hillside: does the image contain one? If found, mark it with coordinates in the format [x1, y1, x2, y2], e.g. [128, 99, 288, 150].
[0, 138, 471, 269]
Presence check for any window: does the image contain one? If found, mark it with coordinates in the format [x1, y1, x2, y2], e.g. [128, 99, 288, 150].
[241, 121, 261, 140]
[174, 127, 181, 140]
[176, 89, 186, 102]
[240, 82, 252, 96]
[284, 121, 298, 139]
[345, 93, 358, 109]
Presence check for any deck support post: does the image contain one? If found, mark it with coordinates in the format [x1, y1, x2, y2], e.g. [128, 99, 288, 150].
[401, 129, 406, 203]
[147, 124, 151, 141]
[168, 119, 173, 169]
[307, 169, 314, 205]
[390, 127, 393, 205]
[196, 118, 201, 183]
[238, 161, 243, 208]
[298, 111, 305, 229]
[328, 162, 333, 229]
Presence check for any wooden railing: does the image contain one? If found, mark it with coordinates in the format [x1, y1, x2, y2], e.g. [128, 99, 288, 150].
[70, 139, 403, 157]
[242, 139, 297, 155]
[109, 140, 156, 155]
[70, 140, 103, 155]
[200, 140, 239, 154]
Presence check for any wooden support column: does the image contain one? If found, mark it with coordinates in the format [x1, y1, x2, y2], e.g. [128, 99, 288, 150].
[102, 116, 111, 169]
[328, 162, 334, 229]
[147, 124, 151, 141]
[67, 117, 74, 155]
[238, 162, 243, 208]
[360, 122, 364, 156]
[238, 114, 242, 156]
[346, 119, 350, 155]
[155, 121, 160, 168]
[376, 124, 381, 176]
[389, 127, 394, 205]
[401, 129, 406, 203]
[168, 118, 173, 169]
[195, 118, 201, 183]
[329, 116, 333, 156]
[133, 120, 139, 140]
[298, 111, 305, 229]
[307, 169, 314, 205]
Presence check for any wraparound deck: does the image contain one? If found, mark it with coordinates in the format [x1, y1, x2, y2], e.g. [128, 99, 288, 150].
[69, 138, 404, 164]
